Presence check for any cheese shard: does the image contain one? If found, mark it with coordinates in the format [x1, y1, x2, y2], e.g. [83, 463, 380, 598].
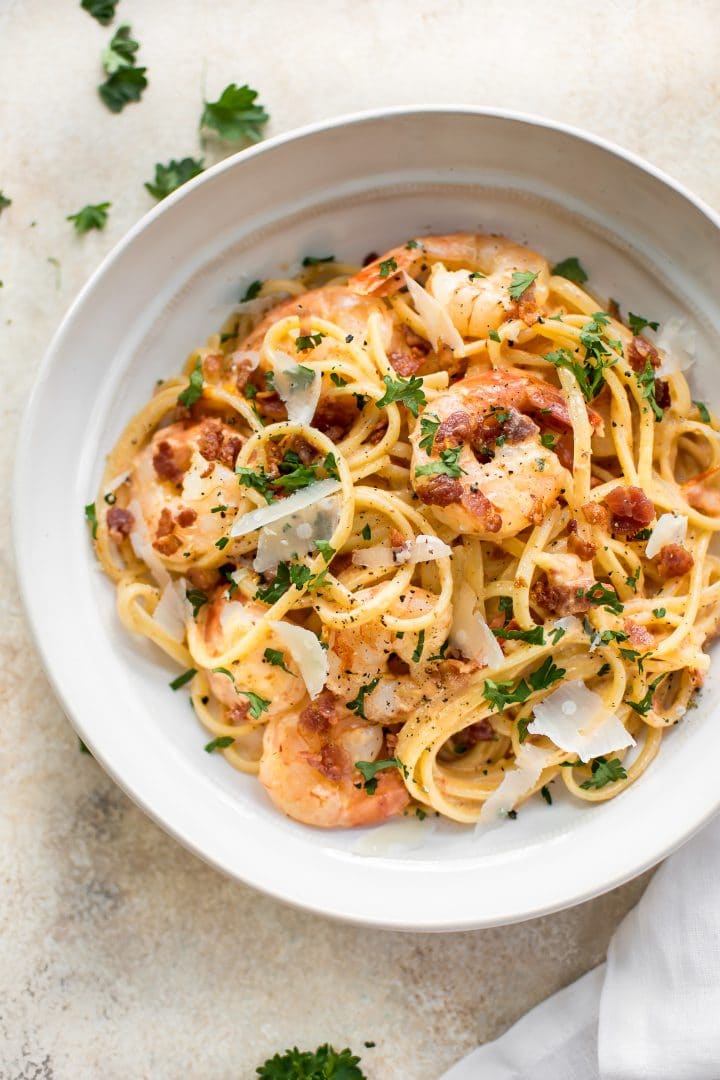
[450, 583, 504, 668]
[645, 513, 688, 559]
[478, 743, 554, 826]
[351, 533, 452, 568]
[528, 679, 635, 762]
[272, 358, 321, 425]
[231, 479, 341, 537]
[269, 620, 328, 698]
[403, 272, 465, 353]
[253, 495, 341, 572]
[656, 316, 696, 376]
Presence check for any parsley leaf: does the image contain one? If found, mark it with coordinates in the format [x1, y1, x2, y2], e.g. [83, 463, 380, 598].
[273, 450, 318, 492]
[330, 372, 347, 387]
[314, 540, 335, 563]
[169, 668, 197, 690]
[302, 254, 335, 267]
[239, 690, 271, 719]
[0, 192, 11, 215]
[541, 784, 553, 804]
[693, 400, 711, 424]
[627, 674, 664, 716]
[347, 679, 380, 720]
[186, 587, 208, 618]
[235, 464, 275, 501]
[255, 562, 313, 605]
[412, 629, 426, 663]
[419, 413, 440, 453]
[376, 374, 426, 417]
[361, 523, 372, 541]
[508, 270, 539, 299]
[653, 607, 666, 618]
[67, 202, 111, 234]
[484, 657, 565, 712]
[355, 757, 407, 795]
[551, 256, 588, 284]
[517, 715, 531, 743]
[102, 23, 139, 74]
[84, 502, 98, 538]
[379, 257, 398, 278]
[99, 64, 147, 113]
[145, 158, 204, 200]
[177, 357, 204, 407]
[415, 445, 464, 479]
[204, 736, 235, 753]
[241, 279, 263, 302]
[296, 332, 325, 352]
[81, 0, 118, 25]
[492, 625, 545, 646]
[488, 328, 501, 343]
[637, 359, 664, 421]
[581, 582, 624, 615]
[256, 1044, 366, 1079]
[201, 83, 269, 143]
[540, 432, 557, 449]
[580, 756, 627, 789]
[323, 452, 339, 480]
[628, 312, 659, 335]
[264, 648, 293, 674]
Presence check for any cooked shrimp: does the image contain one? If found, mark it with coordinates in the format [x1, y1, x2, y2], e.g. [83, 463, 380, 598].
[325, 584, 452, 717]
[683, 467, 720, 516]
[410, 367, 602, 539]
[201, 590, 306, 715]
[349, 233, 550, 336]
[128, 418, 243, 564]
[259, 693, 410, 828]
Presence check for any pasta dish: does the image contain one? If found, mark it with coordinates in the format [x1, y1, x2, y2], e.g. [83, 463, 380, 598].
[88, 232, 720, 829]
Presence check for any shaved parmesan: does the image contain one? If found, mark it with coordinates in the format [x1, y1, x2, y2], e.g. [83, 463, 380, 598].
[553, 615, 583, 637]
[528, 680, 635, 762]
[656, 316, 696, 376]
[230, 348, 260, 371]
[269, 621, 328, 698]
[182, 452, 235, 502]
[271, 357, 321, 425]
[478, 744, 554, 826]
[230, 479, 341, 538]
[403, 272, 465, 353]
[450, 583, 504, 668]
[351, 533, 452, 569]
[645, 513, 688, 559]
[253, 495, 341, 572]
[128, 498, 171, 588]
[152, 580, 189, 642]
[219, 599, 259, 637]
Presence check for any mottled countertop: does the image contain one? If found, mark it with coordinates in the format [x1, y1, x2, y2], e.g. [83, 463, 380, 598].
[2, 1, 718, 1076]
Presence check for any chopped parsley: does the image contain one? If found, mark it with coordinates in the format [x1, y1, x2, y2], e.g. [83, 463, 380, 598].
[625, 569, 640, 591]
[508, 269, 539, 299]
[492, 625, 545, 646]
[255, 561, 313, 604]
[627, 674, 664, 716]
[415, 445, 464, 479]
[550, 256, 588, 284]
[102, 22, 139, 73]
[274, 450, 318, 492]
[517, 715, 531, 743]
[412, 630, 426, 663]
[84, 502, 98, 538]
[378, 256, 398, 278]
[0, 192, 11, 215]
[418, 413, 440, 453]
[405, 239, 420, 250]
[346, 679, 380, 720]
[653, 607, 666, 618]
[361, 524, 372, 541]
[314, 540, 335, 563]
[98, 24, 147, 112]
[200, 83, 269, 143]
[215, 536, 230, 550]
[580, 756, 627, 789]
[427, 639, 450, 662]
[241, 279, 263, 302]
[581, 582, 624, 615]
[540, 432, 557, 450]
[693, 400, 711, 424]
[540, 784, 553, 805]
[238, 690, 271, 719]
[256, 1044, 365, 1079]
[235, 464, 275, 501]
[186, 587, 208, 618]
[204, 736, 235, 753]
[302, 254, 335, 266]
[263, 648, 293, 674]
[355, 757, 407, 795]
[376, 374, 426, 417]
[81, 0, 118, 24]
[330, 372, 347, 387]
[637, 360, 664, 421]
[323, 451, 339, 480]
[67, 202, 111, 234]
[628, 312, 659, 335]
[550, 625, 566, 645]
[169, 668, 197, 690]
[483, 657, 566, 712]
[145, 158, 204, 201]
[177, 357, 204, 407]
[211, 666, 235, 682]
[295, 332, 325, 352]
[498, 596, 513, 623]
[488, 328, 501, 343]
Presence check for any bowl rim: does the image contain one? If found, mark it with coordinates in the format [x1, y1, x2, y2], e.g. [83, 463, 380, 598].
[14, 105, 720, 930]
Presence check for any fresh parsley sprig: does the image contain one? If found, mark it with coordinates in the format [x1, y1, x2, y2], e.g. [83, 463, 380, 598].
[580, 756, 627, 789]
[201, 83, 269, 143]
[81, 0, 118, 25]
[67, 203, 111, 234]
[508, 270, 539, 299]
[415, 445, 464, 479]
[177, 358, 204, 407]
[355, 757, 407, 795]
[483, 657, 566, 712]
[98, 23, 147, 112]
[256, 1044, 366, 1079]
[346, 679, 380, 721]
[376, 374, 426, 417]
[145, 158, 204, 200]
[551, 257, 588, 284]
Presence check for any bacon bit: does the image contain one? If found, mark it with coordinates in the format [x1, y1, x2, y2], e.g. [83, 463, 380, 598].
[153, 439, 192, 484]
[313, 396, 358, 442]
[385, 732, 399, 755]
[655, 379, 671, 410]
[502, 407, 538, 444]
[389, 528, 406, 549]
[462, 489, 502, 532]
[197, 418, 243, 469]
[627, 335, 660, 372]
[604, 485, 655, 534]
[511, 285, 539, 324]
[287, 436, 316, 465]
[254, 393, 287, 423]
[531, 577, 591, 617]
[416, 473, 463, 507]
[304, 743, 350, 782]
[568, 532, 597, 560]
[624, 619, 654, 648]
[175, 507, 197, 528]
[298, 690, 338, 743]
[461, 719, 495, 745]
[227, 700, 251, 725]
[683, 468, 720, 516]
[437, 410, 472, 447]
[106, 506, 134, 539]
[554, 432, 574, 472]
[654, 543, 694, 578]
[388, 326, 431, 376]
[582, 501, 611, 529]
[186, 567, 219, 592]
[201, 353, 224, 380]
[153, 508, 182, 555]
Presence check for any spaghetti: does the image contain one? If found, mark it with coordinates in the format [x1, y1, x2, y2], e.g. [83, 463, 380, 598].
[88, 233, 720, 829]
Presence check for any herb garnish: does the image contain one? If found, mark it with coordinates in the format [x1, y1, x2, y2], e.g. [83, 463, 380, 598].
[488, 328, 501, 343]
[347, 679, 380, 720]
[255, 561, 313, 604]
[204, 736, 235, 753]
[177, 357, 204, 407]
[483, 657, 565, 712]
[415, 445, 464, 479]
[81, 0, 118, 25]
[361, 524, 372, 541]
[186, 587, 208, 618]
[201, 83, 269, 143]
[98, 24, 146, 112]
[627, 674, 664, 716]
[508, 270, 539, 299]
[492, 625, 545, 645]
[235, 464, 276, 501]
[256, 1044, 365, 1079]
[355, 757, 407, 794]
[419, 413, 440, 453]
[551, 257, 588, 284]
[580, 582, 624, 615]
[628, 312, 659, 335]
[412, 630, 426, 663]
[169, 668, 197, 690]
[580, 756, 627, 789]
[145, 158, 204, 200]
[541, 784, 553, 805]
[67, 203, 111, 234]
[637, 360, 664, 421]
[295, 332, 325, 352]
[376, 374, 426, 417]
[102, 22, 139, 73]
[241, 280, 263, 302]
[263, 648, 293, 674]
[693, 400, 711, 424]
[378, 257, 398, 278]
[0, 193, 11, 215]
[314, 540, 335, 563]
[302, 254, 335, 266]
[84, 502, 98, 538]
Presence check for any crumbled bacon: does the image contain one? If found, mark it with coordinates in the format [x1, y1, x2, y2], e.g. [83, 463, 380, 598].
[388, 325, 431, 376]
[313, 396, 358, 442]
[416, 474, 464, 507]
[227, 700, 251, 725]
[175, 507, 197, 528]
[253, 393, 287, 423]
[604, 485, 655, 534]
[624, 619, 654, 649]
[627, 335, 660, 372]
[201, 353, 224, 380]
[287, 436, 316, 465]
[436, 410, 472, 447]
[389, 528, 405, 548]
[655, 379, 671, 410]
[153, 439, 192, 484]
[298, 690, 338, 742]
[654, 544, 694, 578]
[153, 508, 182, 555]
[106, 506, 134, 539]
[186, 567, 219, 592]
[568, 531, 597, 561]
[582, 501, 611, 529]
[460, 719, 495, 745]
[303, 743, 349, 782]
[462, 488, 503, 532]
[197, 418, 243, 469]
[531, 577, 591, 616]
[502, 407, 538, 444]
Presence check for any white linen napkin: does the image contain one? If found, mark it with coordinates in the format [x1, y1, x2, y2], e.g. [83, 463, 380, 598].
[441, 815, 720, 1079]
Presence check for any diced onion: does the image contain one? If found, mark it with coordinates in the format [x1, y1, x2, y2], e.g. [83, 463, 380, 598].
[403, 272, 465, 353]
[253, 495, 341, 572]
[351, 533, 452, 569]
[272, 358, 321, 425]
[645, 513, 688, 559]
[449, 583, 504, 668]
[152, 580, 188, 642]
[230, 479, 341, 537]
[269, 621, 328, 698]
[656, 316, 696, 376]
[478, 744, 554, 826]
[528, 680, 635, 762]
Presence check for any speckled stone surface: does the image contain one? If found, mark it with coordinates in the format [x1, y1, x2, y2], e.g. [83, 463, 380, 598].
[2, 1, 719, 1077]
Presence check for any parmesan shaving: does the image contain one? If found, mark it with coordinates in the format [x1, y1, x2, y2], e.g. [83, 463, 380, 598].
[269, 621, 328, 698]
[351, 533, 452, 569]
[645, 513, 688, 559]
[253, 495, 341, 572]
[478, 744, 554, 826]
[230, 479, 341, 537]
[271, 357, 321, 425]
[656, 316, 696, 376]
[152, 580, 188, 642]
[403, 272, 465, 353]
[449, 583, 504, 668]
[528, 680, 635, 762]
[128, 498, 171, 589]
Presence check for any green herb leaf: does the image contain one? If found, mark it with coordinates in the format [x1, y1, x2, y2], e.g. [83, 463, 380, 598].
[314, 540, 335, 563]
[256, 1044, 366, 1080]
[145, 158, 204, 201]
[415, 445, 464, 479]
[628, 312, 659, 335]
[637, 359, 664, 422]
[627, 674, 664, 716]
[235, 464, 275, 501]
[177, 358, 204, 407]
[376, 374, 426, 417]
[78, 737, 92, 754]
[0, 192, 12, 215]
[273, 450, 318, 492]
[239, 690, 271, 719]
[517, 715, 531, 743]
[508, 270, 539, 300]
[540, 432, 557, 449]
[99, 65, 147, 112]
[347, 679, 380, 721]
[169, 668, 197, 690]
[653, 607, 666, 618]
[488, 329, 501, 343]
[102, 23, 139, 74]
[483, 657, 565, 712]
[379, 256, 398, 278]
[201, 83, 269, 143]
[579, 756, 627, 789]
[302, 254, 335, 267]
[551, 256, 588, 284]
[263, 648, 293, 674]
[241, 279, 263, 302]
[540, 784, 553, 805]
[330, 372, 347, 388]
[492, 625, 545, 646]
[295, 332, 325, 352]
[361, 524, 372, 541]
[581, 582, 624, 615]
[412, 629, 426, 663]
[255, 562, 313, 605]
[419, 413, 440, 453]
[67, 202, 111, 234]
[405, 239, 420, 250]
[204, 736, 235, 753]
[186, 587, 208, 618]
[84, 501, 98, 538]
[693, 400, 711, 424]
[215, 536, 230, 550]
[323, 452, 339, 480]
[81, 0, 118, 25]
[355, 757, 407, 795]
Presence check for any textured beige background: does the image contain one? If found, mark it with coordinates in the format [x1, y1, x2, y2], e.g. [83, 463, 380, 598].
[2, 1, 719, 1077]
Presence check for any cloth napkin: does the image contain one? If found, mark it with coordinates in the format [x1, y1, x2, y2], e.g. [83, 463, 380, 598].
[441, 815, 720, 1079]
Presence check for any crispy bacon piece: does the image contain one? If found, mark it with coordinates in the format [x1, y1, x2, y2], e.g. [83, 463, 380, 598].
[531, 577, 591, 616]
[654, 544, 694, 578]
[627, 335, 660, 372]
[416, 474, 464, 507]
[197, 418, 243, 469]
[313, 396, 358, 442]
[227, 700, 251, 725]
[604, 485, 655, 534]
[298, 690, 338, 743]
[388, 325, 431, 376]
[153, 508, 182, 555]
[153, 439, 192, 485]
[106, 506, 134, 539]
[582, 501, 611, 529]
[175, 507, 197, 528]
[461, 488, 503, 532]
[253, 393, 287, 423]
[655, 379, 671, 410]
[502, 407, 538, 444]
[436, 410, 472, 447]
[567, 529, 597, 561]
[186, 567, 219, 592]
[303, 743, 350, 782]
[624, 619, 654, 649]
[459, 719, 495, 745]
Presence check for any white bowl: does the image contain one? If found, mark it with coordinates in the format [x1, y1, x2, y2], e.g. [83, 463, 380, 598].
[15, 107, 720, 930]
